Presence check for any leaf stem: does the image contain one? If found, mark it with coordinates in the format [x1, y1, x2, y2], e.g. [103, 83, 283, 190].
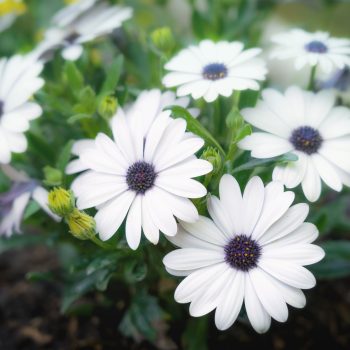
[308, 65, 317, 91]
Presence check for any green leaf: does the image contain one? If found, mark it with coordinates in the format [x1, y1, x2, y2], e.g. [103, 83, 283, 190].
[56, 140, 74, 173]
[0, 233, 43, 254]
[124, 259, 147, 283]
[167, 105, 226, 156]
[232, 153, 298, 173]
[182, 317, 209, 350]
[67, 113, 92, 124]
[100, 56, 124, 97]
[310, 241, 350, 279]
[64, 61, 84, 92]
[119, 290, 164, 342]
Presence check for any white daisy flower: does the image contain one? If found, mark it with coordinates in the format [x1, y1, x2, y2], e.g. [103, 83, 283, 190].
[68, 90, 212, 250]
[163, 174, 324, 333]
[33, 1, 132, 61]
[0, 0, 26, 33]
[0, 55, 44, 164]
[66, 90, 199, 175]
[270, 29, 350, 74]
[0, 166, 60, 237]
[162, 40, 267, 103]
[238, 86, 350, 202]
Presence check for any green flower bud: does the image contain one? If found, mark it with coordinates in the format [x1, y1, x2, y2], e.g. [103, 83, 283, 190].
[43, 166, 62, 186]
[201, 147, 222, 175]
[150, 27, 175, 53]
[98, 95, 118, 120]
[48, 188, 75, 217]
[67, 209, 96, 240]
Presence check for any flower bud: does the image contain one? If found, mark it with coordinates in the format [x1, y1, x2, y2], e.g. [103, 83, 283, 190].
[201, 147, 222, 175]
[48, 187, 75, 217]
[0, 0, 26, 16]
[67, 209, 96, 240]
[98, 96, 118, 120]
[43, 166, 62, 186]
[150, 27, 175, 54]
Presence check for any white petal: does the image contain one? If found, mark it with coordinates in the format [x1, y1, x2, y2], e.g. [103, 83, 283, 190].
[95, 190, 135, 241]
[160, 158, 212, 178]
[163, 248, 225, 271]
[242, 177, 265, 236]
[62, 44, 84, 61]
[156, 176, 207, 198]
[141, 197, 159, 245]
[249, 268, 288, 322]
[259, 259, 316, 289]
[244, 274, 271, 334]
[239, 132, 293, 158]
[215, 270, 244, 330]
[301, 159, 322, 202]
[125, 195, 142, 250]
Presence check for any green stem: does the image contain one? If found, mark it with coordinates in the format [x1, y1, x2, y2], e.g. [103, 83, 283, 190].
[308, 65, 317, 91]
[233, 90, 241, 108]
[90, 235, 115, 250]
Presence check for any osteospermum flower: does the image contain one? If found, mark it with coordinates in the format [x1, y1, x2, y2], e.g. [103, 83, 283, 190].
[270, 29, 350, 73]
[66, 90, 199, 175]
[238, 86, 350, 202]
[68, 90, 212, 249]
[162, 40, 267, 102]
[0, 166, 60, 237]
[33, 0, 132, 61]
[0, 55, 44, 164]
[163, 175, 324, 333]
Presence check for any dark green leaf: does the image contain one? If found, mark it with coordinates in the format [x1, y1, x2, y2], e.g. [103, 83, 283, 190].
[100, 56, 124, 97]
[63, 61, 84, 92]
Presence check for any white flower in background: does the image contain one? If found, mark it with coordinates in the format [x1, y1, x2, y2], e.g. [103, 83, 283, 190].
[66, 90, 199, 175]
[0, 55, 44, 164]
[0, 0, 26, 33]
[33, 1, 133, 61]
[163, 40, 267, 102]
[68, 90, 212, 249]
[270, 29, 350, 74]
[163, 175, 324, 333]
[239, 86, 350, 202]
[0, 165, 60, 237]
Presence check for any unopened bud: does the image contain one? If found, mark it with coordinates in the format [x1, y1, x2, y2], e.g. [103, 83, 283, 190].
[201, 147, 222, 175]
[67, 209, 96, 240]
[150, 27, 175, 53]
[98, 96, 118, 120]
[48, 187, 75, 217]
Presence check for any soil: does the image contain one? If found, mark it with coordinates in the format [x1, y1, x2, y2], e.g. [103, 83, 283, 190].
[0, 246, 349, 350]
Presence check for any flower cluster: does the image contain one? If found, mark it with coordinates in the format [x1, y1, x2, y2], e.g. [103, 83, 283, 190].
[1, 0, 350, 338]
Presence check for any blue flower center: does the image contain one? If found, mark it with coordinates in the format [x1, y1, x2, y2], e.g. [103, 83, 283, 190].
[224, 235, 261, 271]
[202, 63, 228, 81]
[290, 126, 323, 155]
[126, 161, 157, 195]
[304, 40, 328, 54]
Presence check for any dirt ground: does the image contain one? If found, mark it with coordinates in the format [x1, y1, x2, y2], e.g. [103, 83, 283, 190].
[0, 246, 349, 350]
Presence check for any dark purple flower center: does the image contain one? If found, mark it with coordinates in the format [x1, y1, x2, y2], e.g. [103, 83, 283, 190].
[304, 40, 328, 54]
[126, 161, 156, 195]
[290, 126, 323, 155]
[224, 235, 261, 271]
[202, 63, 228, 81]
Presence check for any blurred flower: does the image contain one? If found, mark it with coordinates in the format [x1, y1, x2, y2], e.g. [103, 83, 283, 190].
[67, 89, 212, 249]
[33, 0, 133, 61]
[67, 208, 95, 240]
[318, 66, 350, 105]
[163, 40, 267, 103]
[239, 86, 350, 202]
[270, 29, 350, 74]
[48, 187, 75, 217]
[0, 55, 44, 164]
[66, 89, 200, 175]
[163, 174, 324, 333]
[0, 166, 60, 237]
[0, 0, 26, 33]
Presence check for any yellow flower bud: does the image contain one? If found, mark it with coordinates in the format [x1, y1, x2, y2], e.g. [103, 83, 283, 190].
[67, 209, 96, 240]
[150, 27, 175, 54]
[48, 187, 75, 217]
